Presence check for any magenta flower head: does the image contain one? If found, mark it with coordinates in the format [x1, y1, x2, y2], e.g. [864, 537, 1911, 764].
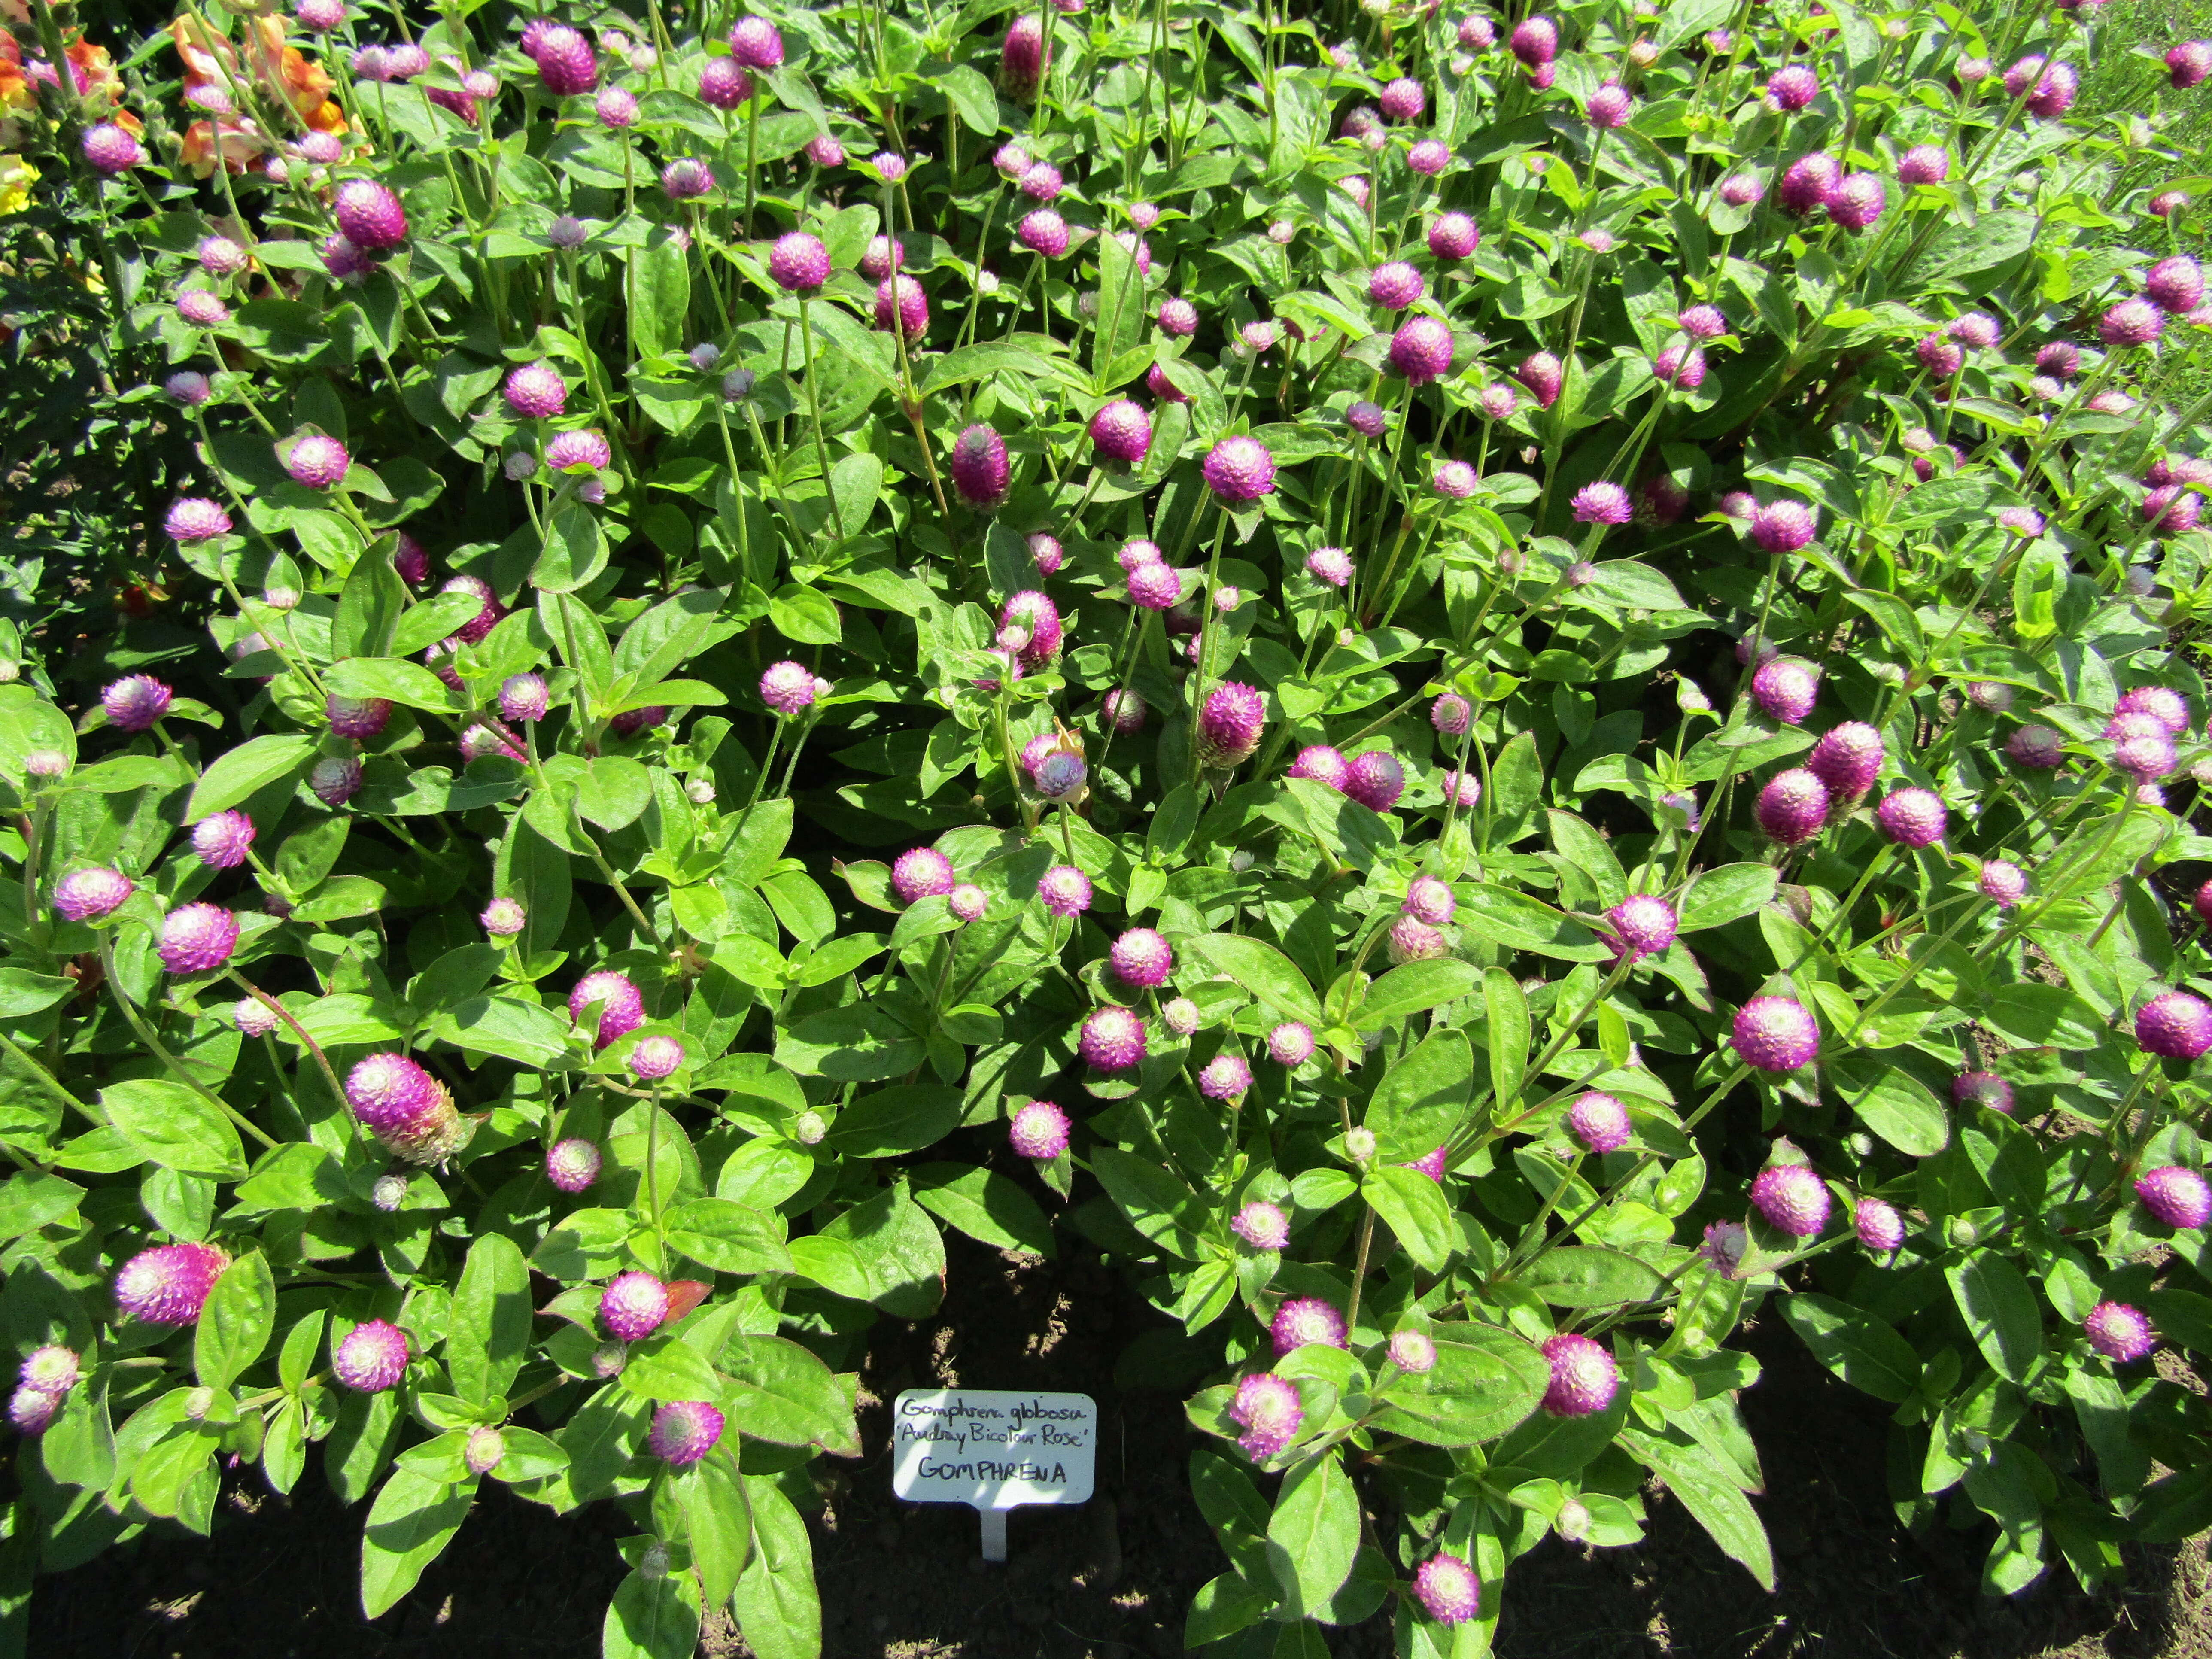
[1431, 692, 1473, 736]
[1000, 11, 1048, 94]
[1157, 296, 1200, 338]
[1378, 75, 1425, 122]
[874, 275, 928, 340]
[283, 433, 351, 490]
[1228, 1371, 1303, 1460]
[2143, 486, 2202, 536]
[646, 1399, 725, 1468]
[55, 867, 134, 922]
[1733, 996, 1820, 1071]
[176, 290, 231, 328]
[2139, 991, 2212, 1059]
[767, 231, 832, 295]
[568, 969, 645, 1048]
[1199, 1053, 1254, 1102]
[327, 693, 392, 740]
[1516, 351, 1564, 408]
[503, 362, 567, 419]
[629, 1035, 685, 1082]
[1755, 768, 1830, 845]
[1267, 1022, 1316, 1068]
[1079, 1005, 1147, 1072]
[1875, 787, 1947, 848]
[1289, 745, 1349, 790]
[82, 122, 143, 174]
[547, 1137, 602, 1193]
[333, 1320, 410, 1392]
[892, 847, 956, 904]
[1403, 875, 1455, 927]
[1719, 173, 1764, 207]
[1413, 1553, 1482, 1624]
[727, 14, 784, 68]
[2102, 298, 2165, 348]
[528, 24, 597, 95]
[2085, 1301, 2156, 1362]
[1126, 563, 1182, 611]
[2148, 256, 2206, 315]
[1978, 860, 2028, 907]
[1109, 927, 1173, 989]
[2116, 685, 2191, 733]
[1196, 682, 1266, 768]
[1203, 436, 1277, 504]
[600, 1270, 669, 1342]
[164, 498, 233, 544]
[2007, 55, 2077, 119]
[1916, 334, 1966, 377]
[1750, 658, 1819, 726]
[2170, 41, 2212, 88]
[1387, 916, 1449, 964]
[333, 179, 407, 251]
[1407, 138, 1451, 176]
[2113, 733, 2176, 781]
[18, 1346, 78, 1400]
[1778, 152, 1841, 216]
[660, 158, 714, 201]
[1270, 1296, 1348, 1356]
[949, 425, 1010, 507]
[1568, 1091, 1632, 1154]
[1011, 206, 1069, 260]
[489, 673, 546, 726]
[1509, 15, 1558, 66]
[1389, 315, 1455, 385]
[1428, 211, 1480, 261]
[2008, 724, 2066, 769]
[1854, 1196, 1906, 1253]
[1232, 1201, 1291, 1250]
[102, 673, 173, 732]
[1540, 1332, 1618, 1416]
[192, 811, 256, 871]
[346, 1051, 466, 1163]
[1750, 499, 1817, 553]
[1571, 481, 1632, 526]
[1653, 345, 1706, 390]
[1009, 1100, 1071, 1160]
[1752, 1161, 1830, 1236]
[1101, 689, 1146, 734]
[1605, 894, 1677, 962]
[159, 903, 240, 973]
[544, 428, 612, 474]
[1367, 261, 1426, 311]
[1345, 401, 1388, 439]
[1090, 399, 1152, 466]
[1953, 1072, 2014, 1114]
[758, 660, 818, 717]
[1766, 64, 1819, 111]
[1039, 864, 1092, 917]
[1343, 750, 1407, 811]
[114, 1242, 229, 1327]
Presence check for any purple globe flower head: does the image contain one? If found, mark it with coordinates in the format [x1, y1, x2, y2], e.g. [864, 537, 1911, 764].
[1101, 689, 1147, 734]
[545, 429, 613, 474]
[1267, 1021, 1316, 1068]
[629, 1034, 686, 1082]
[1196, 682, 1266, 768]
[55, 867, 134, 923]
[2102, 298, 2165, 348]
[1516, 351, 1564, 408]
[2170, 40, 2212, 88]
[1000, 12, 1049, 94]
[2115, 685, 2191, 734]
[492, 672, 547, 726]
[1367, 261, 1426, 311]
[19, 1346, 79, 1398]
[1434, 460, 1478, 499]
[1752, 1161, 1831, 1236]
[1343, 750, 1407, 811]
[728, 14, 784, 68]
[326, 693, 393, 741]
[1540, 1333, 1619, 1416]
[1270, 1296, 1348, 1356]
[1407, 138, 1452, 176]
[1387, 916, 1449, 964]
[1461, 12, 1498, 48]
[1854, 1196, 1906, 1253]
[2147, 257, 2209, 321]
[647, 1398, 725, 1467]
[2036, 340, 2081, 379]
[81, 122, 143, 174]
[1403, 875, 1456, 927]
[873, 275, 928, 340]
[949, 425, 1010, 507]
[1475, 383, 1519, 424]
[1232, 1201, 1291, 1250]
[114, 1242, 229, 1327]
[1755, 768, 1830, 845]
[1569, 1091, 1632, 1154]
[528, 24, 598, 95]
[283, 434, 351, 490]
[2007, 55, 2077, 119]
[1203, 436, 1277, 504]
[1157, 296, 1200, 338]
[1427, 211, 1480, 262]
[859, 236, 905, 282]
[1009, 1100, 1071, 1160]
[759, 660, 818, 717]
[1679, 304, 1728, 341]
[101, 673, 172, 732]
[1019, 160, 1063, 202]
[2143, 486, 2202, 536]
[1340, 402, 1387, 443]
[1586, 79, 1633, 128]
[1370, 74, 1423, 121]
[158, 903, 240, 974]
[1605, 894, 1677, 962]
[1108, 927, 1173, 989]
[9, 1386, 61, 1435]
[1015, 206, 1070, 259]
[1090, 399, 1152, 466]
[568, 969, 645, 1049]
[2007, 724, 2066, 769]
[1653, 345, 1707, 389]
[297, 0, 347, 30]
[1719, 173, 1764, 207]
[1413, 1553, 1482, 1624]
[1228, 1371, 1303, 1460]
[1766, 64, 1819, 111]
[1199, 1052, 1254, 1102]
[503, 362, 568, 419]
[948, 883, 989, 924]
[333, 179, 407, 251]
[546, 1136, 602, 1193]
[2113, 733, 2176, 781]
[1146, 361, 1188, 404]
[310, 754, 362, 806]
[600, 1270, 669, 1342]
[767, 231, 833, 295]
[1039, 864, 1092, 917]
[191, 811, 256, 871]
[1699, 1219, 1750, 1278]
[198, 234, 249, 276]
[2138, 991, 2212, 1058]
[1875, 787, 1947, 848]
[698, 55, 753, 110]
[1509, 15, 1559, 66]
[1978, 859, 2028, 907]
[1384, 315, 1455, 385]
[1571, 481, 1633, 525]
[1750, 658, 1820, 726]
[2085, 1301, 2156, 1362]
[1915, 333, 1966, 378]
[803, 132, 847, 169]
[1750, 499, 1817, 553]
[2138, 1166, 2212, 1229]
[1001, 591, 1063, 672]
[660, 158, 714, 201]
[1778, 152, 1841, 217]
[345, 1051, 467, 1163]
[333, 1320, 410, 1392]
[892, 847, 956, 903]
[1289, 745, 1349, 791]
[164, 369, 212, 407]
[1034, 751, 1086, 800]
[1733, 996, 1820, 1071]
[1079, 1006, 1146, 1072]
[176, 290, 231, 328]
[1968, 681, 2015, 713]
[165, 498, 233, 544]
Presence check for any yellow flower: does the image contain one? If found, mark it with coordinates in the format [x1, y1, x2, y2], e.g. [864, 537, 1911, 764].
[0, 152, 34, 216]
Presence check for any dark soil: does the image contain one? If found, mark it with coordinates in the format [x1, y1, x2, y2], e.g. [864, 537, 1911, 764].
[27, 1233, 2212, 1659]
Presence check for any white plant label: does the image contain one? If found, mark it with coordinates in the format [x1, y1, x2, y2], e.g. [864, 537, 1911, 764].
[890, 1389, 1097, 1559]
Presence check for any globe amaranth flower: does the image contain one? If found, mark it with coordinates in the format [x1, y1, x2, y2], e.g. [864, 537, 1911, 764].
[114, 1242, 229, 1327]
[1009, 1100, 1070, 1160]
[1413, 1553, 1481, 1624]
[2005, 55, 2077, 120]
[1346, 400, 1389, 438]
[629, 1035, 685, 1082]
[660, 158, 714, 200]
[767, 231, 832, 294]
[1766, 64, 1818, 111]
[2148, 256, 2206, 314]
[569, 970, 645, 1048]
[1101, 690, 1146, 734]
[1428, 213, 1479, 262]
[55, 867, 135, 923]
[333, 179, 407, 251]
[1875, 787, 1947, 848]
[346, 1051, 468, 1164]
[2138, 990, 2212, 1058]
[873, 275, 928, 340]
[1270, 1297, 1348, 1356]
[527, 23, 597, 94]
[2007, 724, 2066, 768]
[545, 429, 612, 474]
[1751, 1162, 1831, 1236]
[1571, 482, 1632, 525]
[2102, 298, 2165, 348]
[1158, 296, 1199, 337]
[1827, 174, 1886, 231]
[103, 675, 173, 732]
[1079, 1006, 1146, 1071]
[1605, 894, 1677, 963]
[1755, 768, 1829, 845]
[650, 1399, 725, 1467]
[1568, 1091, 1632, 1154]
[1732, 996, 1820, 1071]
[1203, 436, 1277, 504]
[1387, 916, 1449, 965]
[949, 424, 1010, 507]
[1108, 927, 1173, 989]
[1015, 207, 1069, 259]
[82, 122, 143, 174]
[1777, 152, 1841, 216]
[503, 362, 568, 419]
[1653, 344, 1706, 390]
[1516, 351, 1564, 408]
[1194, 682, 1265, 769]
[1434, 460, 1478, 499]
[192, 811, 256, 869]
[2138, 1166, 2212, 1229]
[1978, 859, 2028, 907]
[1000, 12, 1048, 94]
[547, 1137, 602, 1193]
[327, 693, 392, 740]
[1750, 658, 1819, 725]
[1228, 1372, 1303, 1460]
[177, 290, 232, 328]
[892, 847, 956, 904]
[1750, 499, 1817, 553]
[1090, 399, 1152, 466]
[1198, 1053, 1254, 1102]
[1509, 15, 1557, 67]
[1854, 1196, 1906, 1253]
[2085, 1301, 2156, 1362]
[159, 903, 240, 973]
[728, 14, 784, 68]
[333, 1319, 410, 1391]
[1343, 750, 1406, 811]
[1232, 1201, 1290, 1250]
[1540, 1333, 1619, 1416]
[1719, 173, 1764, 207]
[601, 1270, 670, 1341]
[165, 498, 233, 544]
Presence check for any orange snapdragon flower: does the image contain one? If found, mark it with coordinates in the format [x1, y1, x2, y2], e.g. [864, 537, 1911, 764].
[170, 15, 343, 144]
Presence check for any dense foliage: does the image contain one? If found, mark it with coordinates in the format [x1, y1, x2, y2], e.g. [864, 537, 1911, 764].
[5, 0, 2212, 1651]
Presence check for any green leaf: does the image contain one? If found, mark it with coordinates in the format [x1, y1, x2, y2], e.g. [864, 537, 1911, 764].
[1455, 884, 1611, 960]
[193, 1252, 275, 1392]
[1829, 1057, 1950, 1156]
[602, 1569, 701, 1659]
[1620, 1427, 1775, 1589]
[1978, 984, 2105, 1051]
[332, 540, 407, 660]
[360, 1470, 473, 1618]
[1778, 1292, 1920, 1403]
[823, 1084, 961, 1156]
[429, 993, 570, 1065]
[185, 734, 316, 824]
[447, 1233, 531, 1410]
[618, 1333, 725, 1404]
[910, 1162, 1057, 1258]
[1264, 1452, 1360, 1617]
[100, 1079, 247, 1181]
[391, 589, 488, 658]
[664, 1197, 793, 1276]
[1676, 864, 1778, 932]
[1188, 933, 1323, 1027]
[1363, 1166, 1456, 1273]
[1355, 957, 1480, 1027]
[1370, 1328, 1550, 1447]
[1484, 967, 1530, 1112]
[630, 226, 692, 363]
[326, 656, 465, 711]
[721, 1333, 861, 1455]
[0, 968, 72, 1018]
[814, 1183, 944, 1320]
[830, 452, 884, 536]
[1517, 1246, 1667, 1308]
[535, 505, 608, 594]
[1364, 1028, 1473, 1158]
[733, 1474, 821, 1659]
[1945, 1253, 2042, 1382]
[680, 1449, 752, 1608]
[1090, 1147, 1200, 1259]
[919, 339, 1060, 396]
